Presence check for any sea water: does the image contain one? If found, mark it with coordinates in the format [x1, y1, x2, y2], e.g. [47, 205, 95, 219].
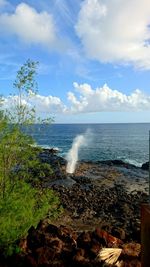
[28, 123, 150, 167]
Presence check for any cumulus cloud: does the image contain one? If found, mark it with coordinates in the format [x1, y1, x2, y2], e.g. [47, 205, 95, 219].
[75, 0, 150, 69]
[3, 93, 67, 115]
[29, 94, 67, 113]
[67, 82, 150, 113]
[2, 84, 150, 115]
[0, 3, 57, 46]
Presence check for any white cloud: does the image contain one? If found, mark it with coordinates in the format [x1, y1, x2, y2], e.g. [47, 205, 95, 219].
[75, 0, 150, 69]
[0, 2, 57, 46]
[29, 94, 67, 114]
[67, 83, 150, 113]
[2, 84, 150, 116]
[3, 93, 67, 115]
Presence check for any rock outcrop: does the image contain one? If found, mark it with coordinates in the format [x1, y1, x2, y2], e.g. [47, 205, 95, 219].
[11, 221, 141, 267]
[141, 161, 149, 170]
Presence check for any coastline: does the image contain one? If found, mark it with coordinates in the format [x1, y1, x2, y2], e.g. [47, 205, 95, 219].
[3, 148, 148, 267]
[39, 148, 149, 241]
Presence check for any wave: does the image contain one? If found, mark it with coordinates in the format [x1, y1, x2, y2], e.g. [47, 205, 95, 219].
[123, 158, 142, 167]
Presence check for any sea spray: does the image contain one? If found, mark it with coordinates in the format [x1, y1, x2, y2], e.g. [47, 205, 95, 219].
[66, 134, 87, 174]
[66, 129, 93, 174]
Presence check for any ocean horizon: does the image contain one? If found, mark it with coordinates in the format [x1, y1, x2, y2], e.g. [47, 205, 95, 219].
[28, 123, 150, 167]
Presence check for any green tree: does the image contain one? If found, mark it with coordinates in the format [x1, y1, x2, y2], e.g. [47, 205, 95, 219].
[0, 60, 61, 256]
[8, 59, 53, 125]
[12, 59, 38, 124]
[0, 123, 37, 198]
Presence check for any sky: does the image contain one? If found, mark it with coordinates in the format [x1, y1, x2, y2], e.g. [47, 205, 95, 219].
[1, 0, 150, 123]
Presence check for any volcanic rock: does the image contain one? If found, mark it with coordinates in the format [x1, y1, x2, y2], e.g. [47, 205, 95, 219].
[141, 161, 149, 170]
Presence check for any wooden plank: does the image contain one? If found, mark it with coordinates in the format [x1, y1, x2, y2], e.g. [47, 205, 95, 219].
[141, 204, 150, 267]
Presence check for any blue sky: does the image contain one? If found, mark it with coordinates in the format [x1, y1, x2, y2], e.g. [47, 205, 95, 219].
[1, 0, 150, 123]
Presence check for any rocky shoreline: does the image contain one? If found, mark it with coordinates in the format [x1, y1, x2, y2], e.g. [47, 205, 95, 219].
[2, 149, 149, 267]
[39, 149, 149, 241]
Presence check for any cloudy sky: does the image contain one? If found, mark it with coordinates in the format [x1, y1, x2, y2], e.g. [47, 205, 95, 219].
[1, 0, 150, 123]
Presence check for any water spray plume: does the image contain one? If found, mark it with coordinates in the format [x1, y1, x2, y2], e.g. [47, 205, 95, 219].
[66, 134, 86, 174]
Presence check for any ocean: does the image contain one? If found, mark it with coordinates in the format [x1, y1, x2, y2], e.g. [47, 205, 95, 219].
[30, 123, 150, 167]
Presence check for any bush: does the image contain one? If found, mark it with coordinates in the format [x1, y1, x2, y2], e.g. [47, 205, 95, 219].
[0, 60, 62, 256]
[0, 180, 60, 255]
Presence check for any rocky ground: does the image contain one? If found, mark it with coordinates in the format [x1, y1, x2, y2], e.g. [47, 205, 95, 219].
[2, 149, 149, 267]
[40, 149, 149, 243]
[10, 219, 141, 267]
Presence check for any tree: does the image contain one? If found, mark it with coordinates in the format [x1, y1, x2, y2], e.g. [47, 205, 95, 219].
[12, 59, 38, 125]
[8, 59, 52, 125]
[0, 60, 61, 256]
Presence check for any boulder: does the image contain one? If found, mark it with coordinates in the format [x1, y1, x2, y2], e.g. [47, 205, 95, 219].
[141, 161, 149, 170]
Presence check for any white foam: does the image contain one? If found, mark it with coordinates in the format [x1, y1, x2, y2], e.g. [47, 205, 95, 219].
[124, 158, 142, 167]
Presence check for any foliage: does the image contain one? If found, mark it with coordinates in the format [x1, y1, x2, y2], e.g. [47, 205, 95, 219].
[13, 59, 38, 94]
[0, 125, 35, 196]
[0, 180, 60, 255]
[12, 59, 39, 124]
[7, 59, 53, 125]
[0, 60, 61, 256]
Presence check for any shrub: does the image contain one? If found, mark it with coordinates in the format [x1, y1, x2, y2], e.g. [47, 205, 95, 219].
[0, 60, 61, 256]
[0, 180, 60, 255]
